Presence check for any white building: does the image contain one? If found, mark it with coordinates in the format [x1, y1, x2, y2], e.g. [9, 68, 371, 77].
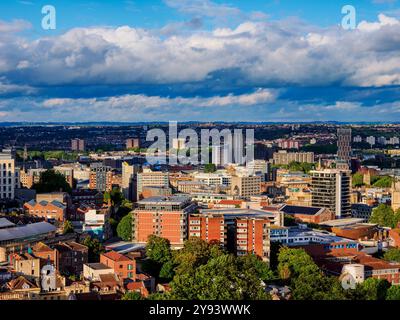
[0, 149, 20, 200]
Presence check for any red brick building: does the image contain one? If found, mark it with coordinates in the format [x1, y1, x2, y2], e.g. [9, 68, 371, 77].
[188, 214, 226, 247]
[133, 196, 196, 248]
[24, 200, 66, 222]
[100, 251, 136, 280]
[235, 217, 271, 262]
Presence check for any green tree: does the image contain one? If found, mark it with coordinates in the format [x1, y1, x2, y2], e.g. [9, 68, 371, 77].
[159, 260, 176, 281]
[146, 235, 172, 264]
[32, 170, 72, 193]
[383, 249, 400, 262]
[358, 278, 390, 300]
[204, 163, 217, 173]
[386, 285, 400, 300]
[62, 220, 74, 235]
[237, 254, 275, 282]
[372, 176, 394, 188]
[170, 254, 269, 300]
[82, 236, 104, 262]
[174, 238, 223, 275]
[117, 214, 132, 241]
[122, 291, 143, 300]
[352, 173, 364, 187]
[277, 247, 319, 280]
[370, 204, 400, 228]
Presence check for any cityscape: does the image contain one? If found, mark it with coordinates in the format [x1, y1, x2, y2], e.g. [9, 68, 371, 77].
[0, 0, 400, 307]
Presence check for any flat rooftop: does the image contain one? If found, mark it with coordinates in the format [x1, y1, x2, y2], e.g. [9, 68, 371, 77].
[85, 263, 112, 271]
[137, 195, 191, 205]
[319, 218, 367, 227]
[0, 218, 16, 229]
[0, 222, 57, 243]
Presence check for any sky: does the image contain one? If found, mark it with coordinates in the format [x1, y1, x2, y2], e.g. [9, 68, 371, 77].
[0, 0, 400, 122]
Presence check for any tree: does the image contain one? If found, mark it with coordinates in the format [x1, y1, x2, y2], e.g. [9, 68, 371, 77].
[173, 238, 223, 275]
[146, 235, 172, 264]
[352, 173, 364, 187]
[170, 254, 269, 300]
[63, 220, 74, 234]
[204, 163, 217, 173]
[82, 236, 104, 262]
[369, 204, 400, 228]
[32, 170, 71, 193]
[277, 247, 319, 280]
[122, 291, 143, 300]
[117, 214, 132, 241]
[277, 247, 346, 300]
[372, 176, 394, 188]
[383, 249, 400, 262]
[357, 278, 390, 300]
[386, 285, 400, 300]
[159, 260, 175, 281]
[237, 254, 275, 282]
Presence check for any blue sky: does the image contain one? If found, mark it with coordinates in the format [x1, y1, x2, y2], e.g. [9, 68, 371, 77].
[0, 0, 399, 122]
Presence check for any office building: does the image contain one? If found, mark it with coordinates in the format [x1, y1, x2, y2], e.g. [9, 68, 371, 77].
[337, 128, 352, 162]
[230, 175, 261, 199]
[137, 170, 169, 199]
[310, 169, 352, 218]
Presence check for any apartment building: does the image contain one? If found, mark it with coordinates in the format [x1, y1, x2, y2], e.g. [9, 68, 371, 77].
[133, 196, 197, 248]
[71, 139, 85, 152]
[24, 200, 67, 222]
[272, 151, 314, 165]
[89, 163, 113, 192]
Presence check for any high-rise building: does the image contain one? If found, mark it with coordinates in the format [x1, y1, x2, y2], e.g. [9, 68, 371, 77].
[133, 196, 196, 248]
[126, 138, 140, 150]
[71, 139, 85, 152]
[272, 151, 314, 165]
[122, 162, 141, 201]
[235, 217, 270, 263]
[0, 149, 20, 200]
[337, 128, 352, 162]
[137, 170, 169, 199]
[310, 169, 352, 218]
[89, 163, 113, 192]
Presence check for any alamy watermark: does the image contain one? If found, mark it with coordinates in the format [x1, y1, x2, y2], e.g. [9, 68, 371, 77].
[145, 121, 255, 166]
[42, 5, 56, 30]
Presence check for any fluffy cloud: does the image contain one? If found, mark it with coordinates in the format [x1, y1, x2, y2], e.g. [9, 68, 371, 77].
[0, 14, 399, 89]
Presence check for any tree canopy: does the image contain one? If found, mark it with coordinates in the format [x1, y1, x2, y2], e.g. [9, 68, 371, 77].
[117, 214, 132, 241]
[32, 170, 71, 193]
[369, 204, 400, 228]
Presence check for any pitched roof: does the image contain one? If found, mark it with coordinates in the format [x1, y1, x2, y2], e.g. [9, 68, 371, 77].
[102, 250, 132, 262]
[7, 276, 38, 290]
